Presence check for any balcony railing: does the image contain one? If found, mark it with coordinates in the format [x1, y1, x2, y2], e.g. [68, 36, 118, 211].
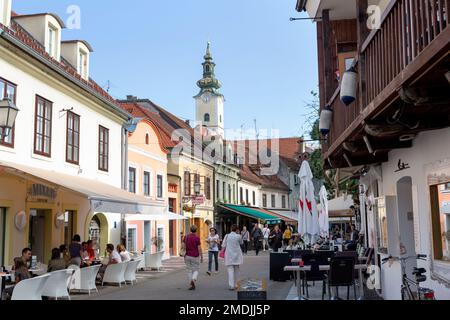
[324, 0, 449, 156]
[363, 0, 449, 104]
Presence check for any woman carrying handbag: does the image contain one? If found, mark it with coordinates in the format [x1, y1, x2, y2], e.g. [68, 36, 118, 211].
[222, 224, 244, 291]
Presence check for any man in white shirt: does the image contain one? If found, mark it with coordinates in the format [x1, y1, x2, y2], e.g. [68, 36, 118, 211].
[262, 224, 270, 251]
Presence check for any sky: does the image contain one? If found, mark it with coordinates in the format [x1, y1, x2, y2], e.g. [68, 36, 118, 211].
[12, 0, 318, 138]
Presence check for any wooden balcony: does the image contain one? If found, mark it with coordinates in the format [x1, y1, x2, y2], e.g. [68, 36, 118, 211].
[323, 0, 450, 168]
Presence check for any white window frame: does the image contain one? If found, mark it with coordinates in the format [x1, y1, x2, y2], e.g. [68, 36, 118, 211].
[157, 224, 165, 253]
[126, 224, 138, 253]
[156, 172, 165, 199]
[78, 49, 88, 78]
[128, 163, 138, 194]
[47, 24, 58, 58]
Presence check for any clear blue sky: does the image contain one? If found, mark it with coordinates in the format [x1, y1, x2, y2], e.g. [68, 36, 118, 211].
[13, 0, 318, 138]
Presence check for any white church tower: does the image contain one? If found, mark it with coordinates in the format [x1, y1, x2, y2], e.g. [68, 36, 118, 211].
[194, 42, 225, 139]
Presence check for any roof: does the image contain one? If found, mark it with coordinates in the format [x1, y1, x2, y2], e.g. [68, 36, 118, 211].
[61, 40, 94, 52]
[13, 13, 66, 28]
[119, 101, 176, 150]
[0, 14, 129, 120]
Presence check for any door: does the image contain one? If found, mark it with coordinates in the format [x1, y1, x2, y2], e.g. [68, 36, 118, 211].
[169, 221, 174, 256]
[396, 177, 417, 282]
[63, 210, 75, 246]
[28, 209, 47, 263]
[0, 208, 5, 267]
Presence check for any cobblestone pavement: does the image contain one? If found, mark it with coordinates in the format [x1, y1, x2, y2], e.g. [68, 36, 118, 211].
[72, 251, 293, 300]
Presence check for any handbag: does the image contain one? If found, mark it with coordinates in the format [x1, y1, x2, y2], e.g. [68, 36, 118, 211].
[179, 236, 186, 257]
[219, 248, 226, 259]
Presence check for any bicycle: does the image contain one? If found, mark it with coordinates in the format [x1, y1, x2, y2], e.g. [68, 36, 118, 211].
[382, 254, 436, 300]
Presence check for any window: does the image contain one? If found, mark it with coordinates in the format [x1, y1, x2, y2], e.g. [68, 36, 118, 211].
[205, 177, 211, 200]
[233, 185, 236, 203]
[47, 25, 57, 58]
[271, 195, 276, 208]
[34, 96, 52, 157]
[98, 126, 109, 171]
[246, 189, 249, 204]
[220, 115, 222, 123]
[127, 227, 137, 253]
[282, 195, 286, 209]
[294, 175, 299, 185]
[194, 174, 200, 195]
[143, 171, 150, 196]
[157, 227, 164, 252]
[128, 167, 136, 193]
[0, 78, 16, 147]
[223, 181, 226, 200]
[216, 180, 220, 200]
[228, 184, 231, 203]
[204, 113, 210, 122]
[445, 183, 450, 191]
[145, 133, 149, 145]
[184, 171, 191, 196]
[78, 50, 88, 78]
[66, 111, 80, 164]
[252, 191, 256, 206]
[262, 194, 267, 208]
[240, 187, 243, 203]
[430, 182, 450, 261]
[157, 175, 163, 198]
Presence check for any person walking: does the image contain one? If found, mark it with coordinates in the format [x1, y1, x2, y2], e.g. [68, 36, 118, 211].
[183, 225, 203, 290]
[241, 226, 250, 255]
[222, 224, 243, 291]
[251, 224, 263, 256]
[262, 224, 270, 251]
[269, 225, 283, 252]
[206, 227, 220, 275]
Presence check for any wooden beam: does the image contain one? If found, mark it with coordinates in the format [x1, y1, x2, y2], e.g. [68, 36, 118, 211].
[322, 9, 334, 102]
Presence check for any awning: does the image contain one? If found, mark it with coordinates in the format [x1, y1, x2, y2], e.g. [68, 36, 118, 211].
[268, 210, 298, 223]
[125, 212, 187, 221]
[0, 161, 166, 215]
[218, 204, 284, 224]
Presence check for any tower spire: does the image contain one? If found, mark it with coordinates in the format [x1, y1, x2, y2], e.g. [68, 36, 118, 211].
[194, 42, 223, 98]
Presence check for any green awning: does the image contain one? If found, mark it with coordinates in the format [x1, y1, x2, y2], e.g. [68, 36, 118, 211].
[219, 204, 282, 224]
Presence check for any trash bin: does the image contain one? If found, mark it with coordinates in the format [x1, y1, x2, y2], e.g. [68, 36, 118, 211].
[237, 278, 267, 300]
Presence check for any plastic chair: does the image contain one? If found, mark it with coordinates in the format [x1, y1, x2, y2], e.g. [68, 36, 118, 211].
[124, 260, 141, 285]
[42, 269, 74, 300]
[102, 262, 127, 287]
[326, 257, 357, 300]
[144, 251, 164, 271]
[11, 274, 50, 300]
[70, 264, 101, 295]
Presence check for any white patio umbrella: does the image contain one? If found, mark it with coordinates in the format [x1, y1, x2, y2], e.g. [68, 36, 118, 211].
[298, 161, 319, 244]
[319, 185, 329, 238]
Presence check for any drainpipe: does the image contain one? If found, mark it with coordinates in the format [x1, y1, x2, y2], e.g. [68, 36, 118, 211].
[120, 124, 130, 246]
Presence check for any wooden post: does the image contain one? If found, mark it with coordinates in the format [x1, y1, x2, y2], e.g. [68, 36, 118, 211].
[357, 0, 369, 110]
[322, 9, 333, 103]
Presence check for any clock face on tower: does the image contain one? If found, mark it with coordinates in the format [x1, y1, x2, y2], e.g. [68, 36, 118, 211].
[202, 93, 211, 103]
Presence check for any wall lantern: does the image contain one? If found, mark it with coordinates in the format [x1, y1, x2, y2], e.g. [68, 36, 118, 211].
[0, 98, 19, 137]
[194, 182, 201, 194]
[340, 66, 358, 106]
[319, 106, 333, 136]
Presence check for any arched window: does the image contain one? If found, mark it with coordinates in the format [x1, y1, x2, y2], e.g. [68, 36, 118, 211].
[204, 113, 210, 122]
[205, 65, 210, 73]
[145, 133, 149, 145]
[220, 115, 222, 123]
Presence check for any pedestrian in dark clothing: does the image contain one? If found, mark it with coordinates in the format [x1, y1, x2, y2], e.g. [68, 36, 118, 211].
[269, 225, 283, 252]
[251, 224, 263, 256]
[241, 226, 250, 255]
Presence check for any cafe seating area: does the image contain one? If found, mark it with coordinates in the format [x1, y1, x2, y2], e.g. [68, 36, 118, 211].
[274, 244, 375, 300]
[0, 251, 166, 300]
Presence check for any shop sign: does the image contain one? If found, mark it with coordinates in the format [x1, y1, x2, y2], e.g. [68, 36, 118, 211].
[27, 183, 57, 202]
[192, 195, 205, 205]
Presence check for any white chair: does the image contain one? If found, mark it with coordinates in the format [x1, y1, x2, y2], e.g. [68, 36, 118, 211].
[70, 264, 101, 295]
[11, 274, 50, 300]
[145, 251, 164, 271]
[41, 269, 74, 300]
[102, 262, 127, 287]
[67, 265, 81, 291]
[124, 260, 141, 285]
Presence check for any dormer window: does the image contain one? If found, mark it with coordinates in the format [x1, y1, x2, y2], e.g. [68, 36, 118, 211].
[204, 113, 210, 122]
[78, 50, 88, 79]
[47, 24, 58, 58]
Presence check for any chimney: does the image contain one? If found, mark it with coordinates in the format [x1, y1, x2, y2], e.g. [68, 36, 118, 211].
[126, 95, 137, 102]
[185, 119, 190, 126]
[0, 0, 12, 27]
[297, 139, 305, 154]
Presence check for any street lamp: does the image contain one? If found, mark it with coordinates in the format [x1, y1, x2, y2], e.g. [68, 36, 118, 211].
[0, 98, 19, 137]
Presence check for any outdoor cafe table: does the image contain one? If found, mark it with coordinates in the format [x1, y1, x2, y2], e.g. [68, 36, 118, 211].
[284, 264, 368, 300]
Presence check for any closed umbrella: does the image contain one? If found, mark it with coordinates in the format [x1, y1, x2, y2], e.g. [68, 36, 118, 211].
[319, 186, 329, 238]
[298, 161, 319, 244]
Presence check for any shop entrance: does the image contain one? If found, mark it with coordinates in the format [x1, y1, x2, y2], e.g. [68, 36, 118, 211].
[28, 209, 50, 263]
[89, 213, 108, 257]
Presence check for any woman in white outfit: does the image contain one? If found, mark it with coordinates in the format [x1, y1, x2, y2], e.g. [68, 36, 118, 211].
[222, 224, 244, 290]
